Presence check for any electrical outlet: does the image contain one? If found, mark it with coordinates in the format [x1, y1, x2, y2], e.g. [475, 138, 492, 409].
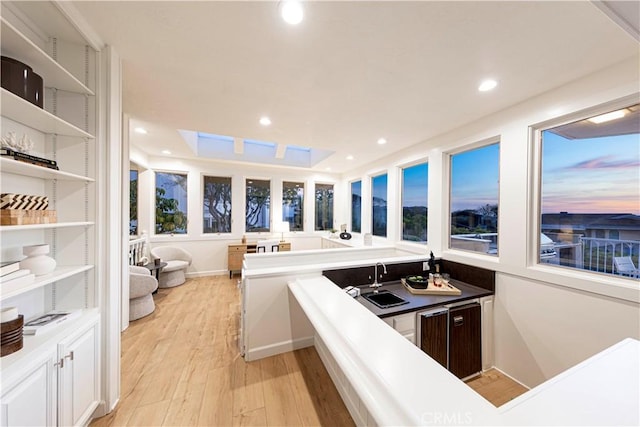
[423, 261, 429, 271]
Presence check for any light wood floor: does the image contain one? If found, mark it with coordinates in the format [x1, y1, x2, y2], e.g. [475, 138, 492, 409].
[466, 369, 528, 407]
[91, 276, 526, 427]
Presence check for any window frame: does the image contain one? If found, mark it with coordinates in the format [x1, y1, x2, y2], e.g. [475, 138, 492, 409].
[400, 159, 429, 244]
[245, 177, 272, 233]
[350, 179, 362, 234]
[446, 138, 501, 257]
[529, 96, 640, 281]
[314, 182, 334, 231]
[282, 181, 305, 232]
[202, 174, 232, 235]
[371, 172, 388, 238]
[154, 170, 189, 235]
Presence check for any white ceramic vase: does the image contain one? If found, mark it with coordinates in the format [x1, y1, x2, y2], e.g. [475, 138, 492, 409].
[20, 244, 56, 276]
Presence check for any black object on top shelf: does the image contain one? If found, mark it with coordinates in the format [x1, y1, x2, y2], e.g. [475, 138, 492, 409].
[1, 56, 44, 108]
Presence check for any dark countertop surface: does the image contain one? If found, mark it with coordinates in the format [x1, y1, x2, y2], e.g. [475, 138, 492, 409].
[354, 279, 494, 318]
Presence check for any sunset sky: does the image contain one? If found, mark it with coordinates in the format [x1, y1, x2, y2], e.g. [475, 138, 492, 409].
[450, 143, 500, 212]
[542, 131, 640, 214]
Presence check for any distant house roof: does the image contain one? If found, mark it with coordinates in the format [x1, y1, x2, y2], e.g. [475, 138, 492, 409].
[541, 213, 640, 231]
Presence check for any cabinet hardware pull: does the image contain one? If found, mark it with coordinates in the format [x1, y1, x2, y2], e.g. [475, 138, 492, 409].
[55, 358, 64, 368]
[453, 315, 464, 326]
[65, 351, 74, 361]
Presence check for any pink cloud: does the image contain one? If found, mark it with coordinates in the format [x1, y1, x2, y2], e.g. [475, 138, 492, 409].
[565, 156, 640, 171]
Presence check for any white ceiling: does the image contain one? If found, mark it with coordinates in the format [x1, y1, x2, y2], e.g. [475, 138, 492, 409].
[66, 0, 638, 173]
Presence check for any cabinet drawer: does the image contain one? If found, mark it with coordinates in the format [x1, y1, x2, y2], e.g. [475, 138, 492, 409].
[392, 313, 415, 333]
[228, 245, 247, 253]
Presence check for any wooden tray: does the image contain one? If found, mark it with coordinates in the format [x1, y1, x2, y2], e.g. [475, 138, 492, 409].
[401, 278, 461, 296]
[0, 209, 56, 225]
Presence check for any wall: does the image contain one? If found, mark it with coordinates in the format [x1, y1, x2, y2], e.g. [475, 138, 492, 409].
[339, 57, 640, 387]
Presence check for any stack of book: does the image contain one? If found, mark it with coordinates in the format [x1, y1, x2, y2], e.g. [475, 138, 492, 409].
[0, 148, 59, 170]
[0, 261, 35, 293]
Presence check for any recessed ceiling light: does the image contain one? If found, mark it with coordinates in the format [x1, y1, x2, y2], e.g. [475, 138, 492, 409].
[259, 116, 272, 126]
[346, 155, 354, 160]
[377, 138, 387, 145]
[478, 79, 498, 92]
[134, 127, 147, 134]
[161, 150, 171, 155]
[280, 1, 303, 25]
[587, 109, 626, 124]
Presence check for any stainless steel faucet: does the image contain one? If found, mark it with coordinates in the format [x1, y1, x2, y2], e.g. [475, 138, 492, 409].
[370, 261, 387, 293]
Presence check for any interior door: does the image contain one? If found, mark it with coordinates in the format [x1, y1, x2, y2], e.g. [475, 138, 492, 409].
[420, 308, 448, 369]
[449, 303, 481, 379]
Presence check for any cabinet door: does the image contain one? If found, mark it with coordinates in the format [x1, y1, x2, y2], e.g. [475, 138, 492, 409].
[420, 309, 448, 369]
[0, 353, 57, 427]
[449, 303, 481, 379]
[58, 323, 100, 427]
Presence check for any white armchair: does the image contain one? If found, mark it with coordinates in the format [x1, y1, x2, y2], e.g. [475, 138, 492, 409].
[150, 246, 193, 288]
[129, 265, 158, 321]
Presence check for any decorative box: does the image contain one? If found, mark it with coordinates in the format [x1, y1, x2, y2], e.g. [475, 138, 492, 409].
[0, 209, 57, 225]
[0, 193, 49, 210]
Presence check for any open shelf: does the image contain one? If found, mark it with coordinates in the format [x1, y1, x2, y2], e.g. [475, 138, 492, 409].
[0, 157, 95, 181]
[0, 221, 94, 233]
[1, 89, 94, 139]
[0, 265, 94, 302]
[1, 18, 94, 96]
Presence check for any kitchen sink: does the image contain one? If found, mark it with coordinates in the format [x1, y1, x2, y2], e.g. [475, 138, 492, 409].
[362, 290, 409, 309]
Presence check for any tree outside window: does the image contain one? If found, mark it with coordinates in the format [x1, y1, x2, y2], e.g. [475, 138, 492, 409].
[372, 174, 387, 237]
[402, 163, 428, 242]
[351, 180, 361, 233]
[203, 176, 231, 233]
[449, 143, 499, 255]
[315, 184, 334, 231]
[246, 179, 270, 232]
[283, 181, 304, 231]
[155, 172, 188, 234]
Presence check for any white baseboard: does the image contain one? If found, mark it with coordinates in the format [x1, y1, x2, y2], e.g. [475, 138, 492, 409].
[488, 365, 531, 390]
[243, 336, 314, 361]
[185, 270, 227, 278]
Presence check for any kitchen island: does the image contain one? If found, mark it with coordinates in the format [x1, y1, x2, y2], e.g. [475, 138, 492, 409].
[289, 276, 639, 426]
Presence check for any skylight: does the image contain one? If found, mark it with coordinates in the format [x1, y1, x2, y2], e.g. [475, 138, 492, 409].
[180, 130, 334, 168]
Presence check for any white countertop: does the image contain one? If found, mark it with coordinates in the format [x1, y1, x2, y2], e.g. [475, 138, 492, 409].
[289, 276, 640, 426]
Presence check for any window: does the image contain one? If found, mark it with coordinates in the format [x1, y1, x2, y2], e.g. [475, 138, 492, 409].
[283, 181, 304, 231]
[315, 184, 334, 231]
[155, 172, 188, 234]
[129, 170, 138, 235]
[351, 180, 362, 233]
[402, 163, 428, 242]
[203, 176, 231, 233]
[372, 174, 387, 237]
[246, 179, 270, 232]
[539, 104, 639, 277]
[450, 143, 499, 254]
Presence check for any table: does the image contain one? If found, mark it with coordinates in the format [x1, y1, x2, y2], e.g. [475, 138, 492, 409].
[144, 262, 167, 293]
[228, 242, 291, 278]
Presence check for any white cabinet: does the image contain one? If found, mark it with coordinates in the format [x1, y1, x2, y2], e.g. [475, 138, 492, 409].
[1, 4, 101, 425]
[321, 238, 349, 249]
[383, 311, 416, 344]
[0, 351, 57, 427]
[0, 316, 99, 427]
[58, 320, 100, 427]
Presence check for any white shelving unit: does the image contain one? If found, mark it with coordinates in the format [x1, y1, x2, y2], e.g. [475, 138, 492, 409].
[1, 3, 102, 426]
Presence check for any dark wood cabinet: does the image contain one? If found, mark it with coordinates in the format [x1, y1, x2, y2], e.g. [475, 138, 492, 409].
[420, 308, 448, 369]
[419, 302, 481, 379]
[449, 303, 482, 379]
